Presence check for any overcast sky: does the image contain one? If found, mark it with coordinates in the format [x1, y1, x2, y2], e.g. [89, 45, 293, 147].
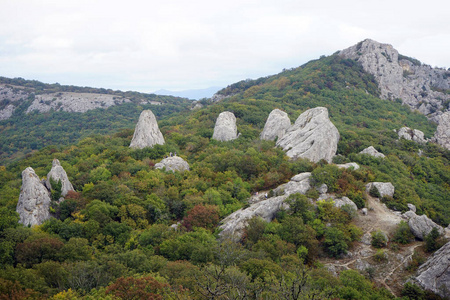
[1, 0, 449, 93]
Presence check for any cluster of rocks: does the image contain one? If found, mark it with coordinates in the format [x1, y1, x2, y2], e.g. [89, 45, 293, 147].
[339, 39, 450, 150]
[397, 127, 427, 144]
[16, 159, 74, 226]
[155, 156, 190, 172]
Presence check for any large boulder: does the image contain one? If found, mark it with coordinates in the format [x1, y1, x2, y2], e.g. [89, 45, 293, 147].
[336, 162, 360, 170]
[219, 195, 288, 238]
[414, 241, 450, 297]
[260, 109, 291, 141]
[403, 211, 444, 240]
[317, 195, 358, 212]
[155, 156, 190, 172]
[16, 167, 52, 226]
[276, 107, 339, 163]
[212, 111, 238, 142]
[275, 172, 311, 196]
[365, 182, 395, 198]
[359, 146, 385, 158]
[45, 159, 74, 197]
[397, 127, 426, 144]
[129, 110, 165, 149]
[434, 112, 450, 150]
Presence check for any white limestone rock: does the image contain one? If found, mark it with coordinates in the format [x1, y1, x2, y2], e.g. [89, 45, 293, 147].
[414, 241, 450, 297]
[433, 112, 450, 150]
[407, 203, 417, 213]
[365, 182, 395, 198]
[359, 146, 385, 158]
[276, 107, 339, 163]
[46, 159, 74, 197]
[212, 111, 238, 141]
[155, 156, 190, 172]
[333, 196, 358, 212]
[260, 109, 291, 141]
[403, 211, 444, 240]
[336, 162, 360, 170]
[397, 127, 426, 144]
[16, 167, 52, 226]
[129, 110, 165, 149]
[275, 172, 311, 196]
[219, 195, 288, 238]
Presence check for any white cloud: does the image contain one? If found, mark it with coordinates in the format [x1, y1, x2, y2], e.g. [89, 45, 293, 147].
[0, 0, 449, 91]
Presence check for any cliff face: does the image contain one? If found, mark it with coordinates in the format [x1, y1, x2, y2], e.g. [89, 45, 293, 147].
[339, 39, 450, 149]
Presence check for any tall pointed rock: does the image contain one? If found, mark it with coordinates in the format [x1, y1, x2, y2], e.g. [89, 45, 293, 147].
[46, 158, 74, 197]
[212, 111, 238, 142]
[276, 107, 339, 163]
[129, 110, 165, 149]
[16, 167, 51, 226]
[260, 109, 291, 141]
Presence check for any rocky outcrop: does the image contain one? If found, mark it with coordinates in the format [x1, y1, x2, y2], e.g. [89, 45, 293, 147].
[397, 127, 426, 144]
[339, 39, 450, 149]
[212, 111, 238, 142]
[318, 194, 358, 211]
[260, 109, 291, 141]
[275, 172, 311, 196]
[46, 159, 74, 197]
[359, 146, 385, 158]
[365, 182, 395, 198]
[433, 112, 450, 150]
[129, 110, 165, 149]
[16, 167, 52, 226]
[155, 156, 190, 172]
[414, 241, 450, 297]
[276, 107, 339, 163]
[402, 211, 444, 240]
[336, 162, 360, 170]
[219, 195, 288, 238]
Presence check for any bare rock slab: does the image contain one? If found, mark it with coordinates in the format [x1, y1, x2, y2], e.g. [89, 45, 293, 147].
[260, 109, 291, 141]
[359, 146, 385, 158]
[365, 182, 395, 198]
[130, 110, 165, 149]
[212, 111, 238, 141]
[397, 127, 426, 144]
[46, 158, 74, 197]
[16, 167, 51, 226]
[155, 156, 190, 172]
[402, 211, 444, 240]
[276, 107, 339, 163]
[434, 112, 450, 150]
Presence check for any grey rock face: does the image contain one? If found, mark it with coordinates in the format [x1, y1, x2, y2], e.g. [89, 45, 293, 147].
[129, 110, 165, 149]
[212, 111, 238, 142]
[155, 156, 190, 172]
[365, 182, 395, 198]
[260, 109, 291, 141]
[46, 159, 74, 197]
[219, 195, 288, 238]
[276, 107, 339, 163]
[0, 104, 15, 121]
[275, 172, 312, 196]
[336, 162, 360, 170]
[333, 196, 358, 212]
[359, 146, 385, 158]
[16, 167, 51, 226]
[403, 211, 444, 240]
[407, 203, 417, 213]
[397, 127, 426, 144]
[434, 112, 450, 150]
[414, 241, 450, 297]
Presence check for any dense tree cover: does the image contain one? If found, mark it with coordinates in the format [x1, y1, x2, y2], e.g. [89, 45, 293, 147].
[0, 54, 449, 298]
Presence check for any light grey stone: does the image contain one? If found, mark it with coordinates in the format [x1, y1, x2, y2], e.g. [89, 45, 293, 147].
[317, 184, 328, 194]
[434, 112, 450, 150]
[336, 162, 360, 170]
[0, 104, 15, 121]
[354, 259, 372, 271]
[359, 146, 385, 158]
[275, 172, 311, 196]
[365, 182, 395, 198]
[414, 241, 450, 297]
[361, 208, 368, 215]
[360, 233, 372, 245]
[16, 167, 52, 226]
[276, 107, 339, 163]
[260, 109, 291, 141]
[219, 195, 288, 238]
[129, 110, 165, 149]
[46, 158, 74, 197]
[155, 156, 190, 172]
[407, 203, 417, 213]
[333, 196, 358, 212]
[398, 127, 426, 144]
[404, 211, 444, 240]
[212, 111, 238, 142]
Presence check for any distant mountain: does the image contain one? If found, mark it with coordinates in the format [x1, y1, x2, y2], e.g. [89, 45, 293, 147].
[154, 86, 222, 100]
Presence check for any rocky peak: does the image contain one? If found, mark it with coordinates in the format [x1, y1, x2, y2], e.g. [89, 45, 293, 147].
[260, 109, 291, 141]
[212, 111, 238, 142]
[16, 167, 51, 226]
[45, 158, 74, 197]
[129, 110, 165, 149]
[276, 107, 339, 163]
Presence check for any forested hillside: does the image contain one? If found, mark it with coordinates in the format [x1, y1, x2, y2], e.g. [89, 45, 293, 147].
[0, 53, 449, 299]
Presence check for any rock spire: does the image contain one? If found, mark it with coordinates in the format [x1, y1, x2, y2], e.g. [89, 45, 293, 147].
[260, 109, 291, 141]
[130, 110, 165, 149]
[46, 158, 74, 197]
[212, 111, 238, 142]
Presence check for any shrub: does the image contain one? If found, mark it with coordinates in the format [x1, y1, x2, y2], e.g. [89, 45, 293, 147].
[371, 230, 387, 248]
[392, 220, 414, 244]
